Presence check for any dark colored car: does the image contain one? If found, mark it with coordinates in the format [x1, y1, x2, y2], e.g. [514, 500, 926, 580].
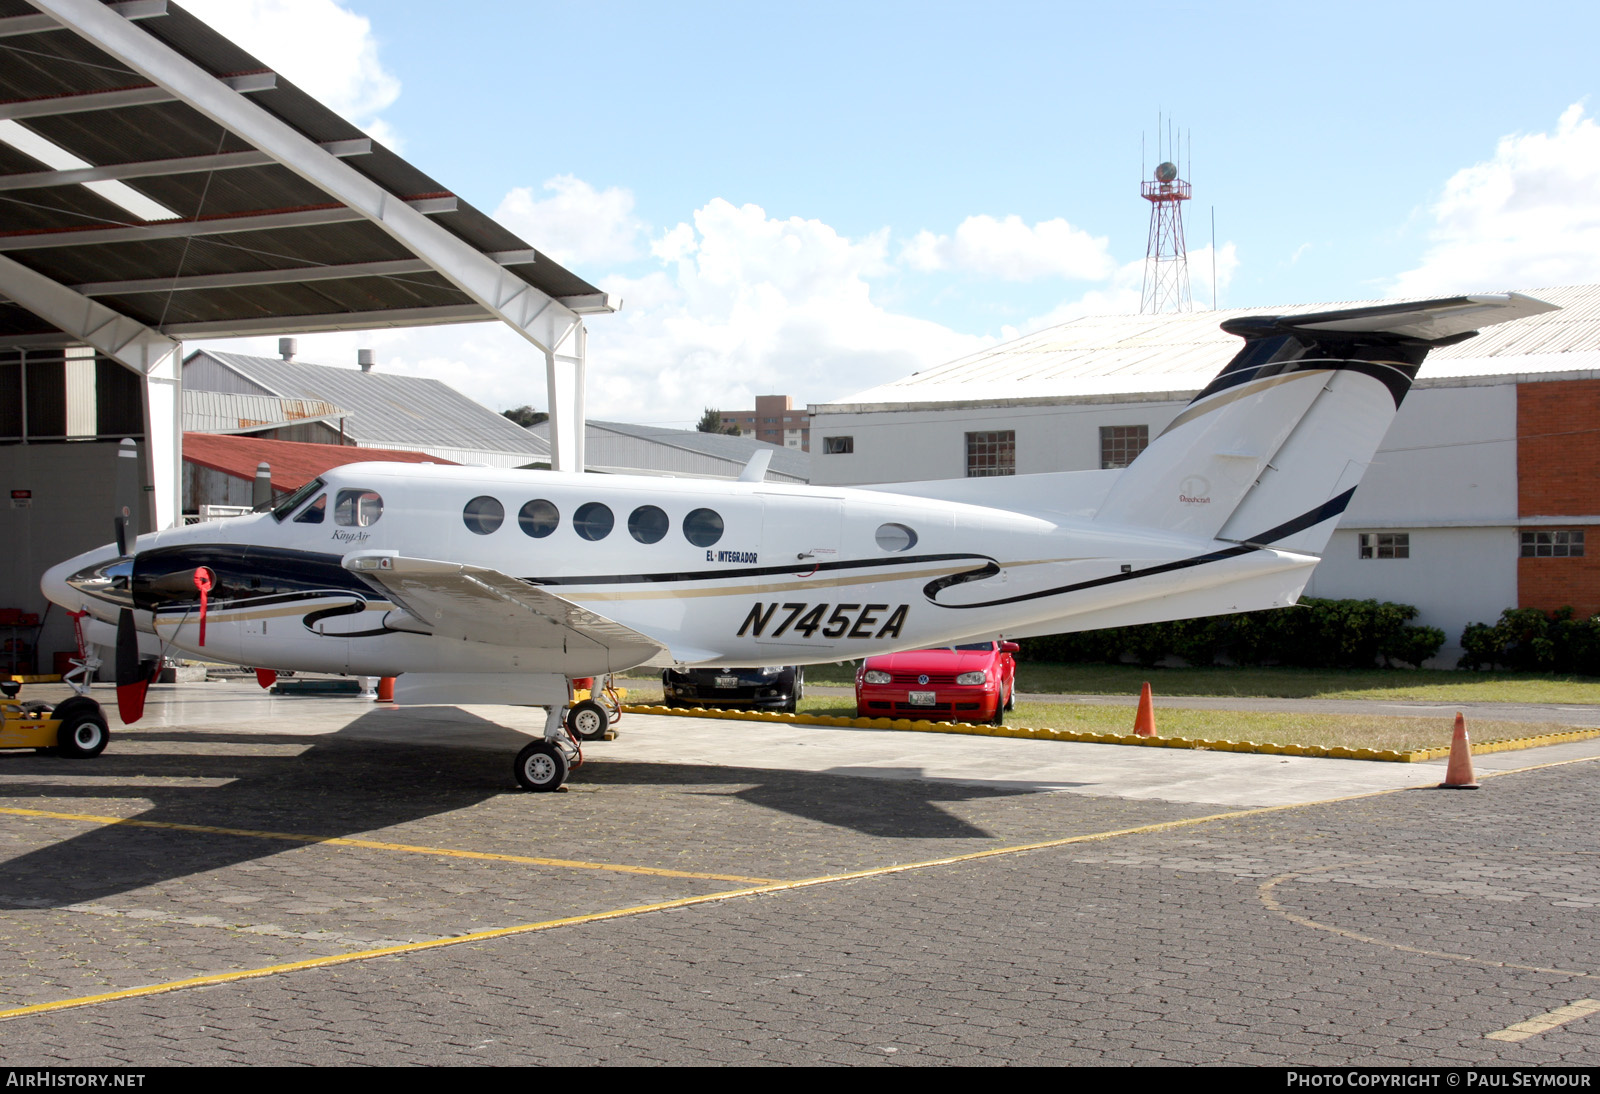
[855, 640, 1019, 723]
[662, 665, 804, 713]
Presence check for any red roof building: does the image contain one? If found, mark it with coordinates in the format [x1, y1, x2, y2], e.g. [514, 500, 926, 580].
[183, 432, 456, 513]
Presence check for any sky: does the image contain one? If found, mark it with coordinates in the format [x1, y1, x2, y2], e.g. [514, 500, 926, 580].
[178, 0, 1600, 428]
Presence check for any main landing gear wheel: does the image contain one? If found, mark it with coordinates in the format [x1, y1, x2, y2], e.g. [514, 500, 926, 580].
[566, 699, 610, 741]
[514, 741, 569, 792]
[56, 709, 109, 758]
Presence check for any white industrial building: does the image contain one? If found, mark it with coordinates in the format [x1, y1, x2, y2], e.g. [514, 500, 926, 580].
[810, 285, 1600, 659]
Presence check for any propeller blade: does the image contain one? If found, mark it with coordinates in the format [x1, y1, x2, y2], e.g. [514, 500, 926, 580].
[114, 607, 150, 724]
[113, 438, 140, 558]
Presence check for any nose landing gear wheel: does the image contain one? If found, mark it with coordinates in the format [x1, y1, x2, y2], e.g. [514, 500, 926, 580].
[566, 699, 610, 742]
[514, 741, 569, 792]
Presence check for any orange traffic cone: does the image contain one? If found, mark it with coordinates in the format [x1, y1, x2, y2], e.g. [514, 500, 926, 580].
[1438, 712, 1480, 789]
[1134, 681, 1156, 737]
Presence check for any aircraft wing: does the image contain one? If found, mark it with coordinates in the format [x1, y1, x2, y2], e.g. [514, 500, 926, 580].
[344, 553, 668, 665]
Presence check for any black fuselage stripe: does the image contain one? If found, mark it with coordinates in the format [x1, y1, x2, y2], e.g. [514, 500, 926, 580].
[927, 491, 1355, 610]
[527, 552, 993, 587]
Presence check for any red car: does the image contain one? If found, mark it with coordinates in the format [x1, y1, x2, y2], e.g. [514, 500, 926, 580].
[855, 641, 1020, 724]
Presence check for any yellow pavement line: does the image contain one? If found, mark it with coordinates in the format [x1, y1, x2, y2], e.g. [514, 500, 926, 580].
[623, 704, 1600, 763]
[0, 806, 775, 885]
[1486, 1000, 1600, 1042]
[4, 751, 1593, 1022]
[0, 793, 1410, 1023]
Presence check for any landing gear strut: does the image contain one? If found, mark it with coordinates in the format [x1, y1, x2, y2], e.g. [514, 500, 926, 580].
[514, 704, 581, 792]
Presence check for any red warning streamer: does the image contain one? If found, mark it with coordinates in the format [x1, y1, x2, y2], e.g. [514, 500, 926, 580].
[193, 567, 215, 647]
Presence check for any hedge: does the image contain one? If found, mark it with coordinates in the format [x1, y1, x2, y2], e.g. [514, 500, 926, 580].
[1017, 598, 1446, 670]
[1457, 606, 1600, 674]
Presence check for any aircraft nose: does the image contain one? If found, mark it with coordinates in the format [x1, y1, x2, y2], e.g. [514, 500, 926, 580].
[41, 545, 130, 619]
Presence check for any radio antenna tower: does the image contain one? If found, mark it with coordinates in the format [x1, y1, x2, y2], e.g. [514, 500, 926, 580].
[1140, 121, 1193, 314]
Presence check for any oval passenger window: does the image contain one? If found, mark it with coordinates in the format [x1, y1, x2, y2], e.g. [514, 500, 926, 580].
[463, 495, 505, 535]
[628, 505, 669, 544]
[875, 522, 917, 552]
[573, 502, 614, 542]
[682, 507, 724, 548]
[518, 499, 559, 538]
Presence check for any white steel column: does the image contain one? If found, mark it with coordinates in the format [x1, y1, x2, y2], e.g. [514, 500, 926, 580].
[0, 252, 182, 526]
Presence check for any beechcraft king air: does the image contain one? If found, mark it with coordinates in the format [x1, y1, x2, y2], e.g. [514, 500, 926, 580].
[42, 293, 1557, 790]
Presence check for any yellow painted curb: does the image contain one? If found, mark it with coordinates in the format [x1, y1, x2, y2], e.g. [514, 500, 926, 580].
[620, 704, 1600, 764]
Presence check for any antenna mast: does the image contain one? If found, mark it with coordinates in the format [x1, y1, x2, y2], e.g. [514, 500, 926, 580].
[1139, 124, 1193, 314]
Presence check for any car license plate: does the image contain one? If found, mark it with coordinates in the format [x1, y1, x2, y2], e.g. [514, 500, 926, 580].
[716, 676, 738, 688]
[909, 690, 936, 706]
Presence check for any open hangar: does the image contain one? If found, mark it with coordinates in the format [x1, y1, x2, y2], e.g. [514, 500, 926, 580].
[810, 289, 1600, 661]
[0, 0, 613, 673]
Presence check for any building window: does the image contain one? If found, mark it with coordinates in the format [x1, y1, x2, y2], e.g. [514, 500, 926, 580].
[1359, 533, 1410, 559]
[1521, 530, 1586, 557]
[966, 431, 1015, 477]
[1100, 425, 1149, 469]
[823, 436, 853, 454]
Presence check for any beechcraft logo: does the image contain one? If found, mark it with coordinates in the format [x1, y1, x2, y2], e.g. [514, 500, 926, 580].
[1178, 475, 1211, 505]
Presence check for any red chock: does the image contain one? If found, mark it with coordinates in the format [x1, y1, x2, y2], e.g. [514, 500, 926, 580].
[1439, 712, 1480, 789]
[1134, 681, 1156, 738]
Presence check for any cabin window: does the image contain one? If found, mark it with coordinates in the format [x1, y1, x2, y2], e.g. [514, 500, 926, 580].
[463, 495, 505, 535]
[875, 522, 918, 552]
[683, 507, 724, 548]
[518, 499, 559, 538]
[335, 489, 382, 527]
[292, 494, 326, 524]
[573, 502, 614, 541]
[628, 505, 669, 544]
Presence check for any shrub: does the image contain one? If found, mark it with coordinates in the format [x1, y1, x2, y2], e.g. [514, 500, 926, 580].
[1019, 597, 1440, 670]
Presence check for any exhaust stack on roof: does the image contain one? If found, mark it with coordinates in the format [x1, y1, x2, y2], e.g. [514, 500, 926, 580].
[278, 337, 296, 362]
[358, 349, 374, 373]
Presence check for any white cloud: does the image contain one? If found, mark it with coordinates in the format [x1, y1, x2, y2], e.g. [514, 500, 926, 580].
[1390, 103, 1600, 297]
[1019, 241, 1237, 331]
[192, 196, 988, 427]
[901, 214, 1117, 281]
[494, 176, 646, 268]
[182, 0, 401, 143]
[588, 199, 982, 420]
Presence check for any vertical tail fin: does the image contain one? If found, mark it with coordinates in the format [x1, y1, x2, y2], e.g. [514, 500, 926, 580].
[1093, 293, 1558, 553]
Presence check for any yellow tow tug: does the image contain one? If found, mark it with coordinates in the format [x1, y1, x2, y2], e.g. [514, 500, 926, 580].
[0, 681, 109, 757]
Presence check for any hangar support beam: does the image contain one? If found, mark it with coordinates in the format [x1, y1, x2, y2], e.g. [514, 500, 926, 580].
[0, 252, 180, 529]
[29, 0, 600, 471]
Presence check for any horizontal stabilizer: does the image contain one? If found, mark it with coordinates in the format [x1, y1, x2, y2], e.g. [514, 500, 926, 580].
[1222, 292, 1559, 345]
[1096, 292, 1558, 553]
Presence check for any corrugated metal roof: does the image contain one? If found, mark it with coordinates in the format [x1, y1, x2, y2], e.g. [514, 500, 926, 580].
[182, 389, 348, 434]
[530, 418, 810, 481]
[823, 285, 1600, 409]
[186, 349, 547, 460]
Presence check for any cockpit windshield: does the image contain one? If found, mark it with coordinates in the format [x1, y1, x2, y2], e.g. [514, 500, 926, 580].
[270, 477, 325, 522]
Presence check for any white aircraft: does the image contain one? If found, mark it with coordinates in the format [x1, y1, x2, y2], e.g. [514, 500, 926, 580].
[42, 293, 1556, 790]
